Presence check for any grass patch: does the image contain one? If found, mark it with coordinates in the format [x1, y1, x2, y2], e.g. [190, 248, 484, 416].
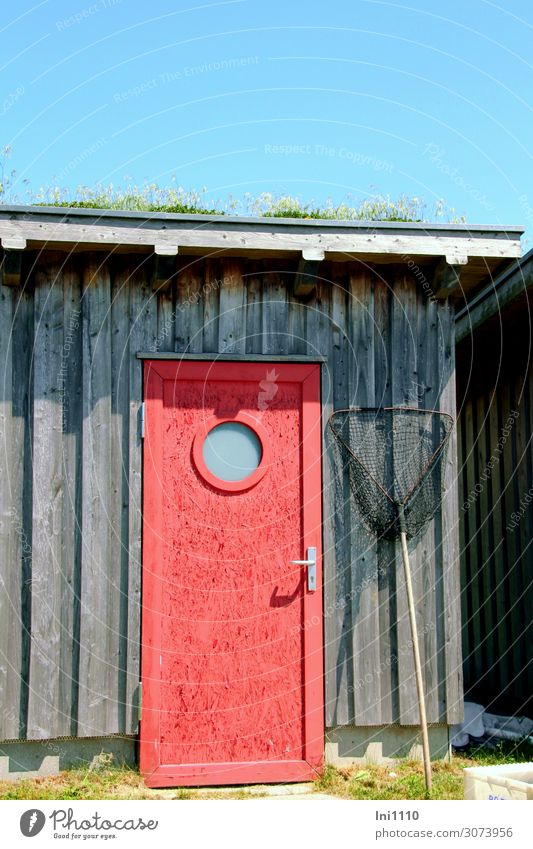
[314, 739, 533, 800]
[0, 766, 267, 801]
[28, 191, 461, 223]
[0, 765, 189, 801]
[314, 760, 465, 800]
[0, 146, 465, 223]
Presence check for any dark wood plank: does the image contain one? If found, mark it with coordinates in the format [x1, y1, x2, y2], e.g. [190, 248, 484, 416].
[348, 267, 382, 725]
[510, 374, 529, 700]
[59, 260, 83, 736]
[202, 258, 220, 353]
[0, 283, 25, 740]
[373, 270, 398, 724]
[77, 257, 116, 736]
[487, 389, 507, 699]
[127, 261, 157, 733]
[110, 260, 133, 733]
[438, 300, 463, 724]
[262, 268, 289, 355]
[392, 269, 422, 726]
[27, 261, 66, 738]
[329, 267, 357, 724]
[417, 292, 441, 722]
[287, 290, 306, 356]
[244, 264, 262, 355]
[475, 390, 494, 694]
[156, 275, 175, 354]
[12, 281, 34, 740]
[499, 380, 520, 702]
[175, 263, 203, 353]
[526, 366, 533, 701]
[218, 259, 246, 354]
[0, 249, 23, 287]
[315, 273, 353, 727]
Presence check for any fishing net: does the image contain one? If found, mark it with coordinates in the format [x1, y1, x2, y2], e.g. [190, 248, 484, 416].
[328, 407, 454, 541]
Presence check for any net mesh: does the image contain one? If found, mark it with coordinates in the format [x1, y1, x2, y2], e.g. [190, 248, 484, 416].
[328, 407, 454, 541]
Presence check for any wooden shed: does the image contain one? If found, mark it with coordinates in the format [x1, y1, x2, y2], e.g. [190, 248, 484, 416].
[456, 249, 532, 718]
[0, 206, 523, 785]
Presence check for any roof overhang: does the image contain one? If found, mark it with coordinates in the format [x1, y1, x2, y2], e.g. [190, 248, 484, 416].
[455, 247, 533, 342]
[0, 204, 524, 300]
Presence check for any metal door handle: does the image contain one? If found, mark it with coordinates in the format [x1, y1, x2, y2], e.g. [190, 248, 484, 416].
[290, 546, 317, 592]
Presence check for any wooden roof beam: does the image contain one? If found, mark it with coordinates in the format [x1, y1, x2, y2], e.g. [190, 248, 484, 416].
[151, 249, 178, 293]
[0, 247, 24, 287]
[431, 257, 468, 299]
[294, 248, 325, 298]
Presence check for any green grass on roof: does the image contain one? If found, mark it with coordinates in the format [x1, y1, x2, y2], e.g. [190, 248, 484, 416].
[0, 147, 465, 222]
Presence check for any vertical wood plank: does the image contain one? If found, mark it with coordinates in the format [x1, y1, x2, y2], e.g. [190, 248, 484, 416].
[0, 282, 27, 740]
[476, 390, 493, 693]
[463, 393, 479, 689]
[127, 262, 157, 734]
[218, 259, 246, 354]
[487, 387, 507, 698]
[263, 266, 289, 355]
[175, 263, 203, 353]
[391, 269, 422, 725]
[110, 260, 132, 733]
[500, 380, 518, 700]
[457, 395, 469, 694]
[59, 260, 83, 736]
[438, 299, 463, 724]
[245, 263, 263, 354]
[12, 279, 34, 739]
[373, 270, 398, 724]
[484, 388, 500, 699]
[349, 266, 382, 725]
[77, 257, 116, 736]
[156, 269, 175, 354]
[417, 291, 441, 722]
[287, 286, 306, 356]
[27, 261, 66, 738]
[526, 365, 533, 700]
[202, 258, 220, 353]
[330, 266, 355, 724]
[514, 372, 532, 693]
[315, 268, 352, 726]
[509, 375, 527, 698]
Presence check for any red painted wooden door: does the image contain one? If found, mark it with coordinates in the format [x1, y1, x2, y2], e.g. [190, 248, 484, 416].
[140, 361, 323, 787]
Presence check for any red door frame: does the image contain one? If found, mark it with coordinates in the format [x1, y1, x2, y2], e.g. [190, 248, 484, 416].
[140, 360, 324, 787]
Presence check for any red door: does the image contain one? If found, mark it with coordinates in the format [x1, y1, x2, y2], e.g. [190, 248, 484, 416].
[140, 361, 324, 787]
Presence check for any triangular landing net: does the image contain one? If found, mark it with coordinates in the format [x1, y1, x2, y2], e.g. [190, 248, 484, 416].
[328, 405, 454, 795]
[328, 406, 454, 541]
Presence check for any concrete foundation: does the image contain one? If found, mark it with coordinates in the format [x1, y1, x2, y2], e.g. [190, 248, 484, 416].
[325, 725, 451, 766]
[1, 727, 451, 781]
[0, 736, 136, 781]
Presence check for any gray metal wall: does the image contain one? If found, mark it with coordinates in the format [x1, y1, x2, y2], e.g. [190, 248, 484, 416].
[0, 252, 462, 742]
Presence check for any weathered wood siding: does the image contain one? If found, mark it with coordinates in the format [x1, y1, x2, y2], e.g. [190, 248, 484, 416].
[0, 253, 462, 741]
[457, 307, 533, 715]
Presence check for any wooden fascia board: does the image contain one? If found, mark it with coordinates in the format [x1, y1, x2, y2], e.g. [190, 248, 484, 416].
[0, 218, 522, 264]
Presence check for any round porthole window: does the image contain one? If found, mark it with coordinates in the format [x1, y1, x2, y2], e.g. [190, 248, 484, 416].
[202, 421, 262, 482]
[192, 413, 271, 492]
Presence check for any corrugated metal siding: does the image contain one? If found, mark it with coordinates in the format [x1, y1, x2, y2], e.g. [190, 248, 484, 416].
[457, 321, 533, 714]
[0, 253, 462, 741]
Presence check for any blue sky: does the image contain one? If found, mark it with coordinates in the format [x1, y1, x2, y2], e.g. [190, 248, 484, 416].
[2, 0, 533, 238]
